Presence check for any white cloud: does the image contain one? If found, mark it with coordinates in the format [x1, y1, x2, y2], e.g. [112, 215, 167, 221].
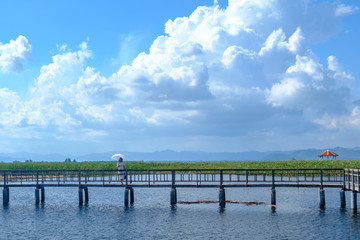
[0, 0, 358, 153]
[0, 35, 32, 73]
[335, 3, 358, 17]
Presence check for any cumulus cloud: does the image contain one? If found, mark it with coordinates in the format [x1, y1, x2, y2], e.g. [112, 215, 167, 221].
[0, 0, 358, 152]
[0, 35, 32, 73]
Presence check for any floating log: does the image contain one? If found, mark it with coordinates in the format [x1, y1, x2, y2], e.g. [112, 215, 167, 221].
[178, 200, 269, 206]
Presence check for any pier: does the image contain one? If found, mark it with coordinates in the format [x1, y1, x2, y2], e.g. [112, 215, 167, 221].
[1, 168, 359, 208]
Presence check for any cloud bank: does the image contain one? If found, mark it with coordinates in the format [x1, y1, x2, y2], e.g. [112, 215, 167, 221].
[0, 0, 358, 153]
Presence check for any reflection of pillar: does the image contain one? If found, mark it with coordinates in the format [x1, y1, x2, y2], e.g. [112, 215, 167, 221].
[340, 189, 346, 208]
[351, 191, 357, 210]
[270, 188, 276, 205]
[319, 188, 325, 209]
[170, 187, 177, 205]
[219, 188, 226, 207]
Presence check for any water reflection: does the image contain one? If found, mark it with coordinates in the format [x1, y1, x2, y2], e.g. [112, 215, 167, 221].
[271, 206, 276, 214]
[218, 206, 226, 214]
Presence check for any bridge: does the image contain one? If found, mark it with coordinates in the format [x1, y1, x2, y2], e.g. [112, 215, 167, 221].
[1, 168, 359, 209]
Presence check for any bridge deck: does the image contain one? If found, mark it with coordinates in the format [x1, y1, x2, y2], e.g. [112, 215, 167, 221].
[0, 168, 356, 191]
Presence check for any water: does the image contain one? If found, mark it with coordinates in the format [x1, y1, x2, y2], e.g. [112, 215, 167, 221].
[0, 187, 359, 239]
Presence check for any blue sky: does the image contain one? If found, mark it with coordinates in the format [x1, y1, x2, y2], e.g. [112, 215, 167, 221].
[0, 0, 359, 155]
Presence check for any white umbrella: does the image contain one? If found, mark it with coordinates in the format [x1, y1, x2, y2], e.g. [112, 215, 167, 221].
[111, 153, 125, 160]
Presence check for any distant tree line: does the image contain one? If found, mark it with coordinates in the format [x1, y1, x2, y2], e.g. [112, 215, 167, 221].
[64, 158, 76, 162]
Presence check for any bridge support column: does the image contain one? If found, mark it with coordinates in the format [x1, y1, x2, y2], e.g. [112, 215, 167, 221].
[124, 187, 130, 206]
[35, 186, 45, 204]
[78, 187, 83, 205]
[3, 187, 9, 205]
[84, 187, 89, 204]
[40, 186, 45, 203]
[35, 187, 40, 204]
[319, 188, 325, 209]
[219, 188, 226, 207]
[351, 191, 357, 210]
[129, 187, 134, 205]
[340, 189, 346, 208]
[170, 187, 177, 206]
[270, 188, 276, 205]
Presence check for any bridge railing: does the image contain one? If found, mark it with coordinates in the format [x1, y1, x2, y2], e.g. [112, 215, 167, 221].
[0, 168, 345, 188]
[344, 169, 360, 191]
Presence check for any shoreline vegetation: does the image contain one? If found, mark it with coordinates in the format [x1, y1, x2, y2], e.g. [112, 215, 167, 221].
[0, 160, 359, 170]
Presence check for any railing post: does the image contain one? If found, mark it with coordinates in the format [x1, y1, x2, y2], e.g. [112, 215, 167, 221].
[36, 170, 39, 187]
[357, 169, 360, 191]
[172, 170, 176, 187]
[196, 170, 199, 187]
[246, 170, 249, 186]
[220, 170, 223, 189]
[102, 170, 105, 186]
[272, 170, 275, 189]
[343, 169, 346, 190]
[125, 169, 128, 187]
[3, 171, 6, 187]
[78, 170, 81, 186]
[352, 169, 355, 191]
[320, 169, 323, 189]
[296, 169, 299, 185]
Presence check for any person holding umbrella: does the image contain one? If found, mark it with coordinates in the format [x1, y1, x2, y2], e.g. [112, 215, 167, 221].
[113, 154, 126, 184]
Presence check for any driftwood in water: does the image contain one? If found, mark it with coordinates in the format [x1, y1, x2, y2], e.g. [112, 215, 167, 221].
[178, 200, 269, 206]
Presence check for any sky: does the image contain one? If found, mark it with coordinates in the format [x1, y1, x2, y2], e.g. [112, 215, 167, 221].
[0, 0, 360, 155]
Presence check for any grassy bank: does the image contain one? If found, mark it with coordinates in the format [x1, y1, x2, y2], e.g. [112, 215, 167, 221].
[0, 160, 359, 170]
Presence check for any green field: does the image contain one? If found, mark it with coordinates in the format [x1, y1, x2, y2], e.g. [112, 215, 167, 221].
[0, 160, 359, 170]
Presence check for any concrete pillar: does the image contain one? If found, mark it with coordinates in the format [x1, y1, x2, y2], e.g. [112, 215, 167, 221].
[35, 187, 40, 204]
[219, 188, 226, 207]
[78, 187, 83, 205]
[3, 187, 9, 205]
[40, 187, 45, 203]
[340, 189, 346, 209]
[129, 187, 134, 205]
[170, 187, 177, 206]
[84, 187, 89, 204]
[351, 191, 357, 210]
[124, 187, 130, 206]
[319, 188, 325, 209]
[270, 188, 276, 205]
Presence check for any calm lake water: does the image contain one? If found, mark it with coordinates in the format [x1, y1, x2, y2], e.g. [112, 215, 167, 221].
[0, 187, 359, 239]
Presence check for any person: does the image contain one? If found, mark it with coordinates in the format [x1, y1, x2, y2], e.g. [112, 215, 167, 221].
[116, 157, 126, 184]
